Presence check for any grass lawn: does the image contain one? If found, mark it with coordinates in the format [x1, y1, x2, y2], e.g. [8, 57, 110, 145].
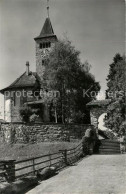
[0, 142, 79, 161]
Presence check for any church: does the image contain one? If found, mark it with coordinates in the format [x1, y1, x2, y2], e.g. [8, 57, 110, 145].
[0, 4, 58, 122]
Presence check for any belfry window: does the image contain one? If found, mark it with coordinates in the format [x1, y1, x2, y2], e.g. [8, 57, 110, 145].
[39, 43, 42, 49]
[43, 43, 45, 48]
[39, 42, 51, 49]
[42, 60, 45, 65]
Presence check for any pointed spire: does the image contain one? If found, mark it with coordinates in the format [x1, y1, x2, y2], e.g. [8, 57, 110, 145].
[47, 0, 49, 18]
[34, 0, 57, 40]
[39, 17, 54, 37]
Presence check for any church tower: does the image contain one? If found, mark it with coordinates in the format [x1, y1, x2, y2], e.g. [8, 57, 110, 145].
[34, 1, 57, 84]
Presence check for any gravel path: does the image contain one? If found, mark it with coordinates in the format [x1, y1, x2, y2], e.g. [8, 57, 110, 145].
[26, 155, 126, 194]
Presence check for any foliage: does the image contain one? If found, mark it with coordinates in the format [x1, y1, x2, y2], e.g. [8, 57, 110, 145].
[29, 113, 39, 123]
[106, 53, 125, 96]
[70, 111, 85, 124]
[105, 54, 126, 135]
[20, 106, 40, 123]
[20, 106, 32, 122]
[43, 38, 100, 123]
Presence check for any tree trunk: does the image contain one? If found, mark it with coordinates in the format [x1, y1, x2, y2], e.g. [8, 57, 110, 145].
[62, 103, 64, 123]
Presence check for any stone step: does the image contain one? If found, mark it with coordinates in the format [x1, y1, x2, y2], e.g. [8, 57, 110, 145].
[99, 149, 120, 154]
[100, 142, 120, 147]
[100, 144, 120, 148]
[101, 139, 119, 142]
[101, 139, 119, 143]
[100, 148, 120, 152]
[99, 149, 120, 152]
[99, 152, 120, 155]
[99, 146, 120, 151]
[99, 152, 121, 155]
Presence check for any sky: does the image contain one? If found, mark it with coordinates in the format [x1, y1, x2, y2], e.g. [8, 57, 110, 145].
[0, 0, 125, 119]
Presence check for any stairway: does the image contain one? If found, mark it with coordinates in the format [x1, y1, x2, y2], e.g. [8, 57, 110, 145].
[99, 139, 121, 154]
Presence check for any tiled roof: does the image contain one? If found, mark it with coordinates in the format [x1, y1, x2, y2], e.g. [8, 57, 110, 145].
[86, 99, 111, 107]
[0, 72, 40, 94]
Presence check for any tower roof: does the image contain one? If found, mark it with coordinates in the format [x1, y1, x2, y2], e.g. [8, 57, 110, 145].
[40, 17, 54, 36]
[34, 17, 56, 40]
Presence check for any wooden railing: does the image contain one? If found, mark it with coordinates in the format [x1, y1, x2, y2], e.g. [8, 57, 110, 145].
[15, 152, 63, 179]
[0, 141, 83, 182]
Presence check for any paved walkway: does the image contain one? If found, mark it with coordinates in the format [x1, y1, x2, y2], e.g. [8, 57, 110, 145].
[27, 155, 126, 194]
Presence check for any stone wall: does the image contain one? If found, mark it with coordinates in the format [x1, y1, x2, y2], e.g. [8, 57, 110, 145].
[0, 123, 93, 144]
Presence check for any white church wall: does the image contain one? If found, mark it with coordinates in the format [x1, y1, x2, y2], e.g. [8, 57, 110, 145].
[5, 99, 11, 122]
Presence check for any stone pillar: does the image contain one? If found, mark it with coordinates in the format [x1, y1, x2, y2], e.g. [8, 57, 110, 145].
[59, 149, 68, 165]
[2, 158, 16, 182]
[90, 109, 99, 138]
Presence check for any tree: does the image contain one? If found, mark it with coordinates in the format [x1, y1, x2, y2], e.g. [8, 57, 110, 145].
[19, 106, 40, 123]
[43, 38, 100, 123]
[105, 54, 126, 135]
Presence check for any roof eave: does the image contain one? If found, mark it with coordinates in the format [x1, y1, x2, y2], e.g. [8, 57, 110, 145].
[0, 89, 4, 95]
[34, 34, 57, 41]
[0, 85, 36, 94]
[86, 99, 111, 107]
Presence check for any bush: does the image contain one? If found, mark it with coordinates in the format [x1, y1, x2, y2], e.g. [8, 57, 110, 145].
[29, 114, 39, 122]
[20, 106, 33, 122]
[70, 111, 85, 123]
[20, 106, 41, 123]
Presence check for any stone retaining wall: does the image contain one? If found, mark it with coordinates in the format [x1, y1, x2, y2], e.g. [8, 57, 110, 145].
[0, 123, 93, 144]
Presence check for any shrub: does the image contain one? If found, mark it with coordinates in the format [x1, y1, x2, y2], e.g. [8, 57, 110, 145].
[20, 106, 41, 123]
[29, 114, 39, 122]
[70, 111, 85, 123]
[20, 106, 33, 122]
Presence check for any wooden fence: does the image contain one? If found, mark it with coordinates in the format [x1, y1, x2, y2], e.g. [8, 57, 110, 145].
[0, 141, 83, 182]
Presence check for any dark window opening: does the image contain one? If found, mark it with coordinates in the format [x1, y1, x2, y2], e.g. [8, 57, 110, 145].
[43, 43, 45, 48]
[39, 43, 42, 49]
[39, 42, 51, 49]
[46, 42, 48, 48]
[42, 60, 45, 65]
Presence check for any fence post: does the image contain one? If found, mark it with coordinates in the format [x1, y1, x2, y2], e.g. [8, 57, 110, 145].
[49, 152, 51, 167]
[59, 149, 68, 165]
[2, 158, 16, 182]
[64, 149, 68, 165]
[33, 158, 35, 175]
[74, 148, 76, 161]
